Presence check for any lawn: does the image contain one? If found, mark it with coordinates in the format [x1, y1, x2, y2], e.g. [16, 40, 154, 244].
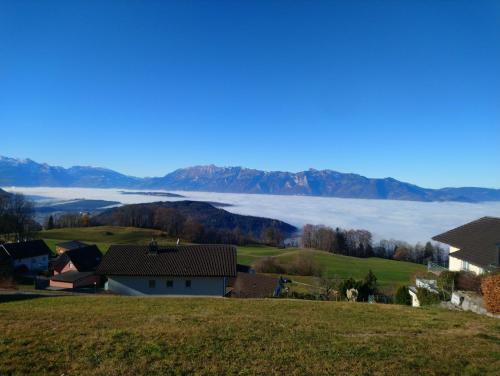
[39, 226, 180, 253]
[0, 296, 498, 375]
[238, 246, 426, 292]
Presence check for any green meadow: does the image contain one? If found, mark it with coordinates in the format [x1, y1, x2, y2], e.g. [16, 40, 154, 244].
[0, 296, 498, 375]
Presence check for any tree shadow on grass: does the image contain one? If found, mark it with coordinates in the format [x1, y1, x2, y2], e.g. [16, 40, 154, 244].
[0, 293, 66, 304]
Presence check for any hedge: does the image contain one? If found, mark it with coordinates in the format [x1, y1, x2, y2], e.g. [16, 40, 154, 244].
[416, 287, 440, 306]
[481, 273, 500, 314]
[394, 285, 411, 305]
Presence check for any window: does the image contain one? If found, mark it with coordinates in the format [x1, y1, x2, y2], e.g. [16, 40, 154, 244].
[185, 280, 191, 288]
[166, 280, 173, 288]
[461, 260, 469, 271]
[148, 280, 156, 288]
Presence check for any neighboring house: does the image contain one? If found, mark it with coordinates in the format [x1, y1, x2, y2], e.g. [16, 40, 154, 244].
[230, 272, 280, 298]
[433, 217, 500, 275]
[0, 240, 51, 273]
[0, 250, 13, 279]
[97, 243, 237, 296]
[55, 240, 88, 255]
[50, 245, 103, 289]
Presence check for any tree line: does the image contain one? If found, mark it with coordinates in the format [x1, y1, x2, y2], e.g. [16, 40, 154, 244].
[0, 193, 39, 242]
[301, 224, 446, 266]
[44, 213, 92, 230]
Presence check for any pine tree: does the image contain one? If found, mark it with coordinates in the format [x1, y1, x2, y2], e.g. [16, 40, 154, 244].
[47, 215, 54, 230]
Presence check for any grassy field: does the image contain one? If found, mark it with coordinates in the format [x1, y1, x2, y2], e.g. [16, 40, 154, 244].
[237, 246, 426, 293]
[39, 227, 426, 292]
[0, 296, 498, 375]
[40, 226, 180, 253]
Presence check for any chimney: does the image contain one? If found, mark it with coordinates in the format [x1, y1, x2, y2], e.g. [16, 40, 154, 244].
[148, 238, 159, 254]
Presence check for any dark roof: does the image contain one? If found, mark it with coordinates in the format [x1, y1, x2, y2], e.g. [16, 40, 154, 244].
[432, 217, 500, 268]
[56, 240, 88, 250]
[51, 271, 95, 283]
[53, 245, 103, 272]
[97, 244, 237, 277]
[231, 272, 279, 298]
[237, 264, 254, 273]
[0, 240, 51, 260]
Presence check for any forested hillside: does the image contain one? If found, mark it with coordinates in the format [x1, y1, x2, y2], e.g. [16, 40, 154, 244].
[93, 201, 297, 244]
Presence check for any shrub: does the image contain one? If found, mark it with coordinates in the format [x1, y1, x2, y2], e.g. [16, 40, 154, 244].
[394, 285, 412, 305]
[339, 277, 359, 297]
[286, 254, 323, 277]
[255, 254, 323, 277]
[254, 257, 286, 274]
[416, 287, 440, 306]
[481, 273, 500, 314]
[358, 269, 377, 300]
[456, 271, 482, 293]
[287, 291, 319, 300]
[437, 271, 457, 292]
[338, 271, 379, 302]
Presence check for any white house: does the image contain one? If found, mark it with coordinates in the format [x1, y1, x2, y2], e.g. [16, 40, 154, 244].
[97, 243, 237, 296]
[0, 240, 51, 273]
[433, 217, 500, 275]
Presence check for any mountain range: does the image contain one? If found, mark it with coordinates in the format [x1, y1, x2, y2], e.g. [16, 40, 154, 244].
[1, 156, 499, 202]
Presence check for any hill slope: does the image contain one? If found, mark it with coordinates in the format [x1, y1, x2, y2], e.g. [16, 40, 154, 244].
[93, 201, 297, 239]
[2, 156, 500, 202]
[0, 296, 498, 375]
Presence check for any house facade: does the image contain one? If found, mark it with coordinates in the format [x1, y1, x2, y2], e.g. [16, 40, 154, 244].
[433, 217, 500, 275]
[97, 243, 237, 296]
[447, 246, 486, 275]
[106, 275, 227, 296]
[0, 240, 51, 273]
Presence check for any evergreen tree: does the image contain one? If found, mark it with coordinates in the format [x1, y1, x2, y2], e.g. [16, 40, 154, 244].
[47, 215, 54, 230]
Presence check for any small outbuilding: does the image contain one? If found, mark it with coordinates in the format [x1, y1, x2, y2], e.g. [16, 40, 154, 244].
[50, 244, 102, 289]
[230, 272, 280, 298]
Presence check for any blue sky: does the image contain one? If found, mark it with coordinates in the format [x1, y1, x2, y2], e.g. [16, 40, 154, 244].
[1, 1, 499, 188]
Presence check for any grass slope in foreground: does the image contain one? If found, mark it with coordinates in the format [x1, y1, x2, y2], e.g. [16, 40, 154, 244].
[0, 296, 499, 375]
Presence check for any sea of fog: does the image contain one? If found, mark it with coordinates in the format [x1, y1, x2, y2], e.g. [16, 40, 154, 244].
[4, 186, 500, 244]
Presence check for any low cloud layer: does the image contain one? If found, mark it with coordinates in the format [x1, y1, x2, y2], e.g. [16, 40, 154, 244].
[5, 187, 500, 244]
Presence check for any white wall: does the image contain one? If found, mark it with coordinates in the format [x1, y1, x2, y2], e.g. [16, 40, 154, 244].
[106, 276, 227, 296]
[449, 255, 484, 275]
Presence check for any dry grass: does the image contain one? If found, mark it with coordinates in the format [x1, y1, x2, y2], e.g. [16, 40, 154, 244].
[0, 296, 499, 375]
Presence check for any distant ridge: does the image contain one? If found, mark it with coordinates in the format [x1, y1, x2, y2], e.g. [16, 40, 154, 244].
[1, 156, 500, 202]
